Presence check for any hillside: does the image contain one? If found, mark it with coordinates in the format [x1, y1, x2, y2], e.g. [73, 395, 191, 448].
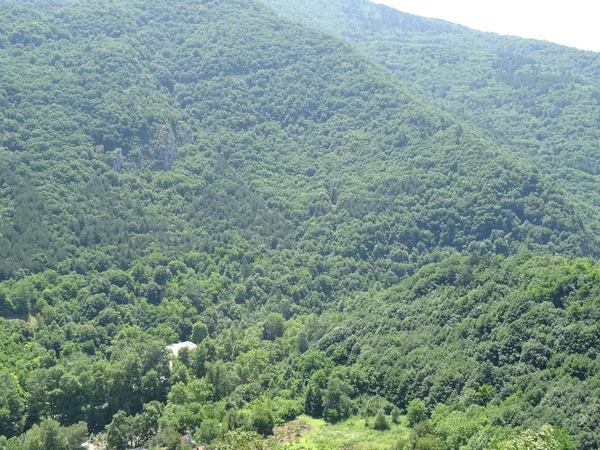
[261, 0, 600, 231]
[0, 0, 596, 283]
[261, 0, 600, 172]
[316, 255, 600, 448]
[0, 0, 598, 449]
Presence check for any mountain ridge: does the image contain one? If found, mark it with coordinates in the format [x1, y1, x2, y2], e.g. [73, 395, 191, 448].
[260, 0, 600, 234]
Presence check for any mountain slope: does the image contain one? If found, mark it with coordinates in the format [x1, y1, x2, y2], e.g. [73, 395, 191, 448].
[261, 0, 600, 234]
[261, 0, 600, 171]
[0, 0, 295, 279]
[314, 254, 600, 448]
[0, 0, 596, 286]
[0, 0, 599, 448]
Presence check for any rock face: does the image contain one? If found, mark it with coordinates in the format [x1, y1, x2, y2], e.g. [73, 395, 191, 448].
[112, 148, 124, 172]
[162, 134, 176, 170]
[166, 341, 197, 356]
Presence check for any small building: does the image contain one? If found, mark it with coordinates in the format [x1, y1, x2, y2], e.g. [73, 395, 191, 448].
[166, 341, 197, 357]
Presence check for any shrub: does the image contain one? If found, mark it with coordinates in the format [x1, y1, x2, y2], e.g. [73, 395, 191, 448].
[373, 411, 390, 431]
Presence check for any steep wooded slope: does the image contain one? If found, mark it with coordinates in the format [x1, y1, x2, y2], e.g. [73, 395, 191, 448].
[0, 0, 596, 285]
[0, 0, 599, 449]
[261, 0, 600, 230]
[314, 255, 600, 448]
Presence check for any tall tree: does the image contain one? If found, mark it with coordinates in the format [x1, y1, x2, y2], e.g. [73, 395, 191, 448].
[0, 372, 25, 438]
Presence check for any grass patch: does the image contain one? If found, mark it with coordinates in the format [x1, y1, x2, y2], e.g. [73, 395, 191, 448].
[278, 415, 409, 449]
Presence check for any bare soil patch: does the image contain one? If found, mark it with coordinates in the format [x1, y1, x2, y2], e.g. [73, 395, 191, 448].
[273, 418, 316, 444]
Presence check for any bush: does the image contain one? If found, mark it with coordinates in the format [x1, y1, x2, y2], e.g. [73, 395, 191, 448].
[275, 398, 302, 422]
[407, 399, 428, 428]
[498, 425, 562, 450]
[391, 407, 401, 425]
[251, 403, 275, 436]
[373, 411, 390, 431]
[391, 438, 409, 450]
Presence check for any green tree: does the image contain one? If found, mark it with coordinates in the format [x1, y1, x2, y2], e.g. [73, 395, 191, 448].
[262, 313, 285, 341]
[63, 422, 88, 450]
[323, 378, 354, 423]
[304, 385, 324, 418]
[391, 407, 401, 425]
[250, 404, 275, 436]
[373, 411, 390, 431]
[21, 419, 82, 450]
[407, 399, 428, 428]
[9, 281, 36, 316]
[106, 411, 129, 450]
[205, 361, 238, 401]
[297, 332, 309, 353]
[0, 372, 25, 438]
[191, 322, 209, 344]
[153, 266, 172, 286]
[0, 289, 14, 316]
[139, 401, 164, 442]
[195, 418, 221, 444]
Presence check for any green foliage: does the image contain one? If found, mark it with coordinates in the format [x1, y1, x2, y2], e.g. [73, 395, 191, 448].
[191, 323, 209, 345]
[2, 420, 87, 450]
[213, 431, 274, 450]
[498, 425, 563, 450]
[296, 332, 309, 353]
[24, 420, 71, 450]
[106, 411, 131, 450]
[407, 400, 428, 428]
[323, 378, 354, 424]
[0, 372, 25, 438]
[304, 385, 324, 418]
[263, 0, 600, 232]
[195, 418, 221, 445]
[153, 267, 172, 287]
[262, 313, 285, 341]
[391, 407, 401, 425]
[0, 290, 13, 317]
[251, 403, 275, 436]
[373, 411, 390, 431]
[105, 403, 163, 450]
[147, 427, 182, 449]
[0, 0, 597, 449]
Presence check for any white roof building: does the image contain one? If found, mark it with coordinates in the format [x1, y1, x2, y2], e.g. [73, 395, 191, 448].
[166, 341, 197, 356]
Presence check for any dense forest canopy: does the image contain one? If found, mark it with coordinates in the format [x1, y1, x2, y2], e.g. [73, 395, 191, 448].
[262, 0, 600, 234]
[0, 0, 599, 449]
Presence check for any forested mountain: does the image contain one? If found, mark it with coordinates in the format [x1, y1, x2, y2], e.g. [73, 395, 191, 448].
[262, 0, 600, 232]
[0, 0, 599, 449]
[0, 0, 597, 284]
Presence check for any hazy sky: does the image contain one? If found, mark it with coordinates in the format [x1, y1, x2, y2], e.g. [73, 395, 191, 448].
[371, 0, 600, 52]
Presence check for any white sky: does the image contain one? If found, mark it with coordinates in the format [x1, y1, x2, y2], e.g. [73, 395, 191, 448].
[371, 0, 600, 52]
